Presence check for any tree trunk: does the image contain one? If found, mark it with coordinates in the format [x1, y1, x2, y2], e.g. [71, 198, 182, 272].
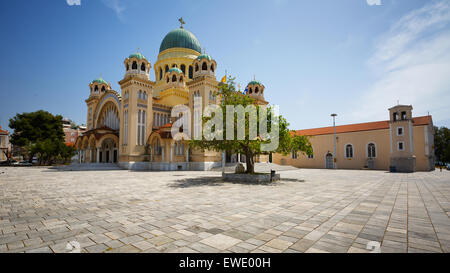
[245, 150, 255, 174]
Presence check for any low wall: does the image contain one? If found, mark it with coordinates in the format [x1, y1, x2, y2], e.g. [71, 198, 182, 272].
[223, 173, 281, 183]
[118, 161, 221, 171]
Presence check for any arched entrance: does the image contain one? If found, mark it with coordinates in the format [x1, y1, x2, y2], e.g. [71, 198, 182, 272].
[325, 153, 334, 169]
[97, 135, 119, 163]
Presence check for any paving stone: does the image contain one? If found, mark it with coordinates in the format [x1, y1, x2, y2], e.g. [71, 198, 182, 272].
[132, 240, 156, 251]
[200, 234, 242, 250]
[119, 235, 144, 245]
[148, 235, 174, 246]
[264, 238, 293, 251]
[85, 243, 108, 253]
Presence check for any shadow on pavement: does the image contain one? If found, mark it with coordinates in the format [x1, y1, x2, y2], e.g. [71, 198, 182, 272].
[168, 176, 301, 188]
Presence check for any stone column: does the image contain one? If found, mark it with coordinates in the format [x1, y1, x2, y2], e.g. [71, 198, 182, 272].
[96, 149, 100, 163]
[170, 144, 173, 162]
[161, 146, 165, 162]
[185, 147, 189, 162]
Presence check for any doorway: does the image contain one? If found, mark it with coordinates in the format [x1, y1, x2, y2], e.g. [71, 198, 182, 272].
[326, 153, 333, 169]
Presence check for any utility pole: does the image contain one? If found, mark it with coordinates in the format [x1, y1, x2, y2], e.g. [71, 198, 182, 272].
[331, 113, 337, 169]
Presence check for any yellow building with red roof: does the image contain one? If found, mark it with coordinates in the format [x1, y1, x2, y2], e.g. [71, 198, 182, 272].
[274, 105, 435, 172]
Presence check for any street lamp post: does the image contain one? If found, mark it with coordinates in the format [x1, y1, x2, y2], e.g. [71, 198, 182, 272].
[331, 114, 337, 169]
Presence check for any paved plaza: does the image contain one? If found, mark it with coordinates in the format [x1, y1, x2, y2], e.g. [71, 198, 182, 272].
[1, 165, 450, 253]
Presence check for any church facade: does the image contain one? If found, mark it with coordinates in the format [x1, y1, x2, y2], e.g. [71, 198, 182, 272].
[75, 22, 268, 171]
[273, 105, 435, 172]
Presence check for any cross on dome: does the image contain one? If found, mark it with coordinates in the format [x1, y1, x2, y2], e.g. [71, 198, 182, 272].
[178, 17, 185, 28]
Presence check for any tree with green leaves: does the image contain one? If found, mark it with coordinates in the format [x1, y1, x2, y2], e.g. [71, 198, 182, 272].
[9, 110, 74, 164]
[189, 77, 312, 174]
[434, 126, 450, 164]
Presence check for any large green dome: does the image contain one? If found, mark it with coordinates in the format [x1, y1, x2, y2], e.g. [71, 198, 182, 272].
[159, 28, 202, 53]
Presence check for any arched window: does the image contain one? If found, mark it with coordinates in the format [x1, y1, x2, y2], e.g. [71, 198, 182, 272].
[401, 111, 407, 120]
[368, 143, 376, 158]
[210, 64, 214, 72]
[180, 76, 184, 83]
[126, 63, 129, 71]
[141, 63, 146, 71]
[167, 77, 169, 83]
[189, 65, 193, 79]
[291, 149, 298, 159]
[202, 62, 207, 70]
[137, 110, 141, 145]
[345, 144, 354, 158]
[165, 65, 169, 73]
[159, 68, 163, 80]
[249, 88, 252, 94]
[172, 75, 177, 82]
[172, 64, 177, 68]
[101, 86, 105, 92]
[175, 141, 184, 156]
[181, 64, 186, 75]
[255, 87, 259, 94]
[123, 110, 128, 145]
[195, 64, 199, 72]
[132, 61, 137, 70]
[94, 85, 98, 92]
[154, 138, 161, 155]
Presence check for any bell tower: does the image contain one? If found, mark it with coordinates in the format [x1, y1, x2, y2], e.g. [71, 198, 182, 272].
[389, 104, 416, 172]
[187, 53, 220, 163]
[86, 77, 111, 130]
[118, 51, 154, 164]
[246, 79, 268, 105]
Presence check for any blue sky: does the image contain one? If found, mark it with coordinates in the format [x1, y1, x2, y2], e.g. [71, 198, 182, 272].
[0, 0, 449, 132]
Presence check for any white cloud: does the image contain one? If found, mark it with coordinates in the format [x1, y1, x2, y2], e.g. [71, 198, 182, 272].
[66, 0, 81, 6]
[351, 1, 450, 124]
[366, 0, 381, 6]
[101, 0, 126, 21]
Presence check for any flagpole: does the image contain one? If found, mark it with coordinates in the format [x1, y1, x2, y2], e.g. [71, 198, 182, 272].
[222, 69, 227, 175]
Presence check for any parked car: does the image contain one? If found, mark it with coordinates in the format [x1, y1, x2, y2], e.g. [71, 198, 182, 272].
[12, 160, 32, 166]
[19, 161, 33, 166]
[9, 160, 19, 165]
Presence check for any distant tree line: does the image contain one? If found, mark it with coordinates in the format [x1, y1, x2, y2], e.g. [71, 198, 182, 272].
[8, 110, 75, 165]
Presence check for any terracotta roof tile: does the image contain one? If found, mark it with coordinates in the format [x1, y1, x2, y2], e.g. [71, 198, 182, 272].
[0, 125, 8, 135]
[294, 116, 432, 136]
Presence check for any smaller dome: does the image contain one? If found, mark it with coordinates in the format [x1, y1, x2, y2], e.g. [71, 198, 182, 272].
[197, 54, 212, 61]
[248, 80, 263, 86]
[168, 67, 183, 74]
[128, 52, 146, 60]
[92, 77, 108, 85]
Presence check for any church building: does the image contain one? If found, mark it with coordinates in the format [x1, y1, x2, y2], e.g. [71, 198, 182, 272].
[273, 105, 435, 172]
[75, 21, 268, 171]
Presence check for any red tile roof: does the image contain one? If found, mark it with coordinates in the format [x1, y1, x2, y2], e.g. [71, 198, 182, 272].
[0, 125, 8, 135]
[160, 123, 173, 129]
[294, 116, 432, 137]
